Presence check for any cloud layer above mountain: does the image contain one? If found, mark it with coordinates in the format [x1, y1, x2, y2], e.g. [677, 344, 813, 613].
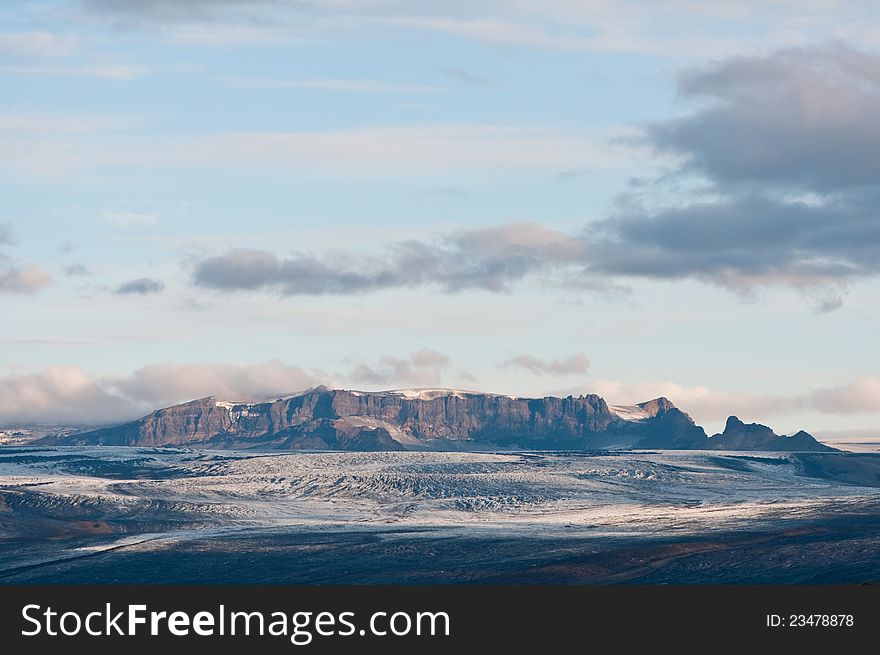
[185, 45, 880, 308]
[2, 362, 879, 428]
[0, 362, 322, 424]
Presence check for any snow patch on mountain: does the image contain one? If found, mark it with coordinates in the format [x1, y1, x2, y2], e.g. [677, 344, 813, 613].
[609, 404, 653, 422]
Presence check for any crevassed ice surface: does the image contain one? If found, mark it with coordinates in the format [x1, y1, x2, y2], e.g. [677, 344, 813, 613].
[1, 448, 876, 546]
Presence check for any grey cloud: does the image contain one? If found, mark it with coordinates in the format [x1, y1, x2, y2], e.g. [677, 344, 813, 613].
[648, 44, 880, 192]
[503, 353, 590, 376]
[115, 277, 165, 295]
[65, 263, 90, 276]
[446, 68, 497, 87]
[802, 286, 846, 314]
[554, 169, 584, 182]
[0, 222, 13, 245]
[348, 349, 451, 387]
[602, 44, 880, 300]
[590, 194, 880, 289]
[192, 223, 590, 296]
[84, 0, 274, 22]
[190, 194, 880, 299]
[190, 46, 880, 303]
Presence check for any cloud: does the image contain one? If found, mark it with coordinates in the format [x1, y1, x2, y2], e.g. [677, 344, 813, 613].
[103, 210, 159, 227]
[0, 31, 78, 59]
[504, 353, 590, 376]
[421, 186, 469, 198]
[0, 221, 52, 294]
[0, 263, 52, 294]
[184, 46, 880, 304]
[0, 117, 633, 179]
[590, 194, 880, 292]
[80, 0, 880, 59]
[64, 264, 90, 276]
[107, 361, 323, 409]
[584, 376, 880, 432]
[809, 290, 844, 314]
[190, 188, 879, 302]
[649, 44, 880, 192]
[445, 68, 497, 87]
[347, 349, 451, 387]
[190, 125, 626, 175]
[805, 378, 880, 415]
[0, 111, 145, 177]
[0, 362, 324, 425]
[586, 379, 790, 424]
[0, 367, 138, 425]
[192, 223, 595, 295]
[593, 44, 880, 301]
[0, 64, 146, 79]
[115, 277, 165, 295]
[83, 0, 276, 23]
[221, 77, 441, 94]
[5, 363, 878, 429]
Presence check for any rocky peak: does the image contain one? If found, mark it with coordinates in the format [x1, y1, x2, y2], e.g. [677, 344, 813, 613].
[710, 416, 836, 452]
[636, 397, 677, 418]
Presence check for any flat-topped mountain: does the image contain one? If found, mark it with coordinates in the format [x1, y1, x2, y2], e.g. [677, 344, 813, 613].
[36, 387, 835, 452]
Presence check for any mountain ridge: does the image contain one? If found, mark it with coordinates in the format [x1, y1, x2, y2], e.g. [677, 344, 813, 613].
[35, 387, 836, 452]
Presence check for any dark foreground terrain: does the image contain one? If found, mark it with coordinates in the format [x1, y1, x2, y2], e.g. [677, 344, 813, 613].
[2, 511, 879, 584]
[1, 448, 878, 584]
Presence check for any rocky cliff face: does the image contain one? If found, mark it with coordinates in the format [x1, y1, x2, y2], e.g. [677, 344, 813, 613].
[38, 387, 834, 453]
[707, 416, 835, 452]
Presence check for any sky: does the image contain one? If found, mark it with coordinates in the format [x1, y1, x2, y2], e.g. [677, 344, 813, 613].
[1, 1, 879, 437]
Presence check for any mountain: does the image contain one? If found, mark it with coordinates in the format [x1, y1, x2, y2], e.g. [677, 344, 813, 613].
[36, 387, 835, 452]
[706, 416, 836, 452]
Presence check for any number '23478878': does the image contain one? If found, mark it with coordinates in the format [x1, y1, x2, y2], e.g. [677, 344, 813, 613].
[766, 614, 854, 628]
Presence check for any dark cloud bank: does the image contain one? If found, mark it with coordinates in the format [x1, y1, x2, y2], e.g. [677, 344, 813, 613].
[189, 45, 880, 308]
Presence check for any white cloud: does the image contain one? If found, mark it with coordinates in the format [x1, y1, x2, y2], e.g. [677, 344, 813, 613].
[585, 379, 790, 423]
[2, 363, 879, 429]
[806, 378, 880, 415]
[107, 361, 323, 408]
[0, 64, 145, 79]
[0, 111, 144, 177]
[82, 0, 880, 57]
[504, 353, 590, 376]
[582, 376, 880, 432]
[0, 31, 78, 59]
[0, 362, 325, 425]
[220, 77, 442, 94]
[0, 112, 643, 179]
[103, 210, 159, 227]
[0, 367, 137, 425]
[347, 349, 451, 387]
[0, 112, 138, 133]
[188, 125, 636, 175]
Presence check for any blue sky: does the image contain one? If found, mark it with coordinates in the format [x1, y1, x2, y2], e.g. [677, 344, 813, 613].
[1, 1, 879, 437]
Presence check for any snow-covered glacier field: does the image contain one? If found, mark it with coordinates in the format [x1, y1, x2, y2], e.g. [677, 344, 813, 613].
[1, 447, 879, 583]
